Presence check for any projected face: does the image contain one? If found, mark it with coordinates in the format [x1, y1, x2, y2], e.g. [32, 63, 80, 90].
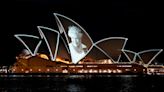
[68, 26, 88, 64]
[68, 26, 82, 47]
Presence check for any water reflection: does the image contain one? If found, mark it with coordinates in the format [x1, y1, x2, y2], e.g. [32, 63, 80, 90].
[119, 77, 134, 92]
[0, 75, 164, 92]
[65, 84, 85, 92]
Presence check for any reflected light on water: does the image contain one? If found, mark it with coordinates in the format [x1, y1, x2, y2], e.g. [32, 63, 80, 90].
[0, 75, 164, 92]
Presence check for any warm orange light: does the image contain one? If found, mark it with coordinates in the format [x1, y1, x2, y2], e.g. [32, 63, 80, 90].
[25, 71, 29, 73]
[56, 57, 70, 64]
[39, 54, 49, 60]
[47, 69, 50, 71]
[56, 57, 63, 61]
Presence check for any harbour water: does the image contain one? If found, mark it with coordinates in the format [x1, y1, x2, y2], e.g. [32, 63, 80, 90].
[0, 75, 164, 92]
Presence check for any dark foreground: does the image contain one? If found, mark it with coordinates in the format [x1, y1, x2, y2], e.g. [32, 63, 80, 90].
[0, 75, 164, 92]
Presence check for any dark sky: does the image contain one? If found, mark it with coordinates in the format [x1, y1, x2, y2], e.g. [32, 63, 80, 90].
[0, 0, 163, 65]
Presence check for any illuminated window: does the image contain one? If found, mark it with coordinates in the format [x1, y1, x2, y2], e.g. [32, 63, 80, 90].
[47, 69, 50, 71]
[113, 70, 117, 73]
[76, 65, 83, 67]
[117, 69, 122, 73]
[21, 69, 24, 71]
[62, 69, 68, 73]
[99, 69, 102, 73]
[89, 69, 93, 73]
[107, 69, 112, 73]
[69, 65, 75, 68]
[93, 70, 98, 73]
[87, 65, 98, 67]
[84, 70, 88, 73]
[12, 69, 16, 71]
[38, 69, 41, 71]
[25, 71, 29, 73]
[30, 69, 32, 71]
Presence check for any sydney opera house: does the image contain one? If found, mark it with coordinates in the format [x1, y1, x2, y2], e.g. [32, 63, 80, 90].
[5, 13, 163, 75]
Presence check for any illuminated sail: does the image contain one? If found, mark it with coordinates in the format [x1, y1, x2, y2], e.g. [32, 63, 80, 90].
[122, 50, 137, 63]
[14, 34, 42, 56]
[95, 37, 128, 62]
[138, 49, 163, 67]
[85, 45, 112, 61]
[54, 13, 94, 64]
[37, 26, 60, 61]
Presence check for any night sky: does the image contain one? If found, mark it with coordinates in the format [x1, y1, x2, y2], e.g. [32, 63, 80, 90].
[0, 0, 163, 65]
